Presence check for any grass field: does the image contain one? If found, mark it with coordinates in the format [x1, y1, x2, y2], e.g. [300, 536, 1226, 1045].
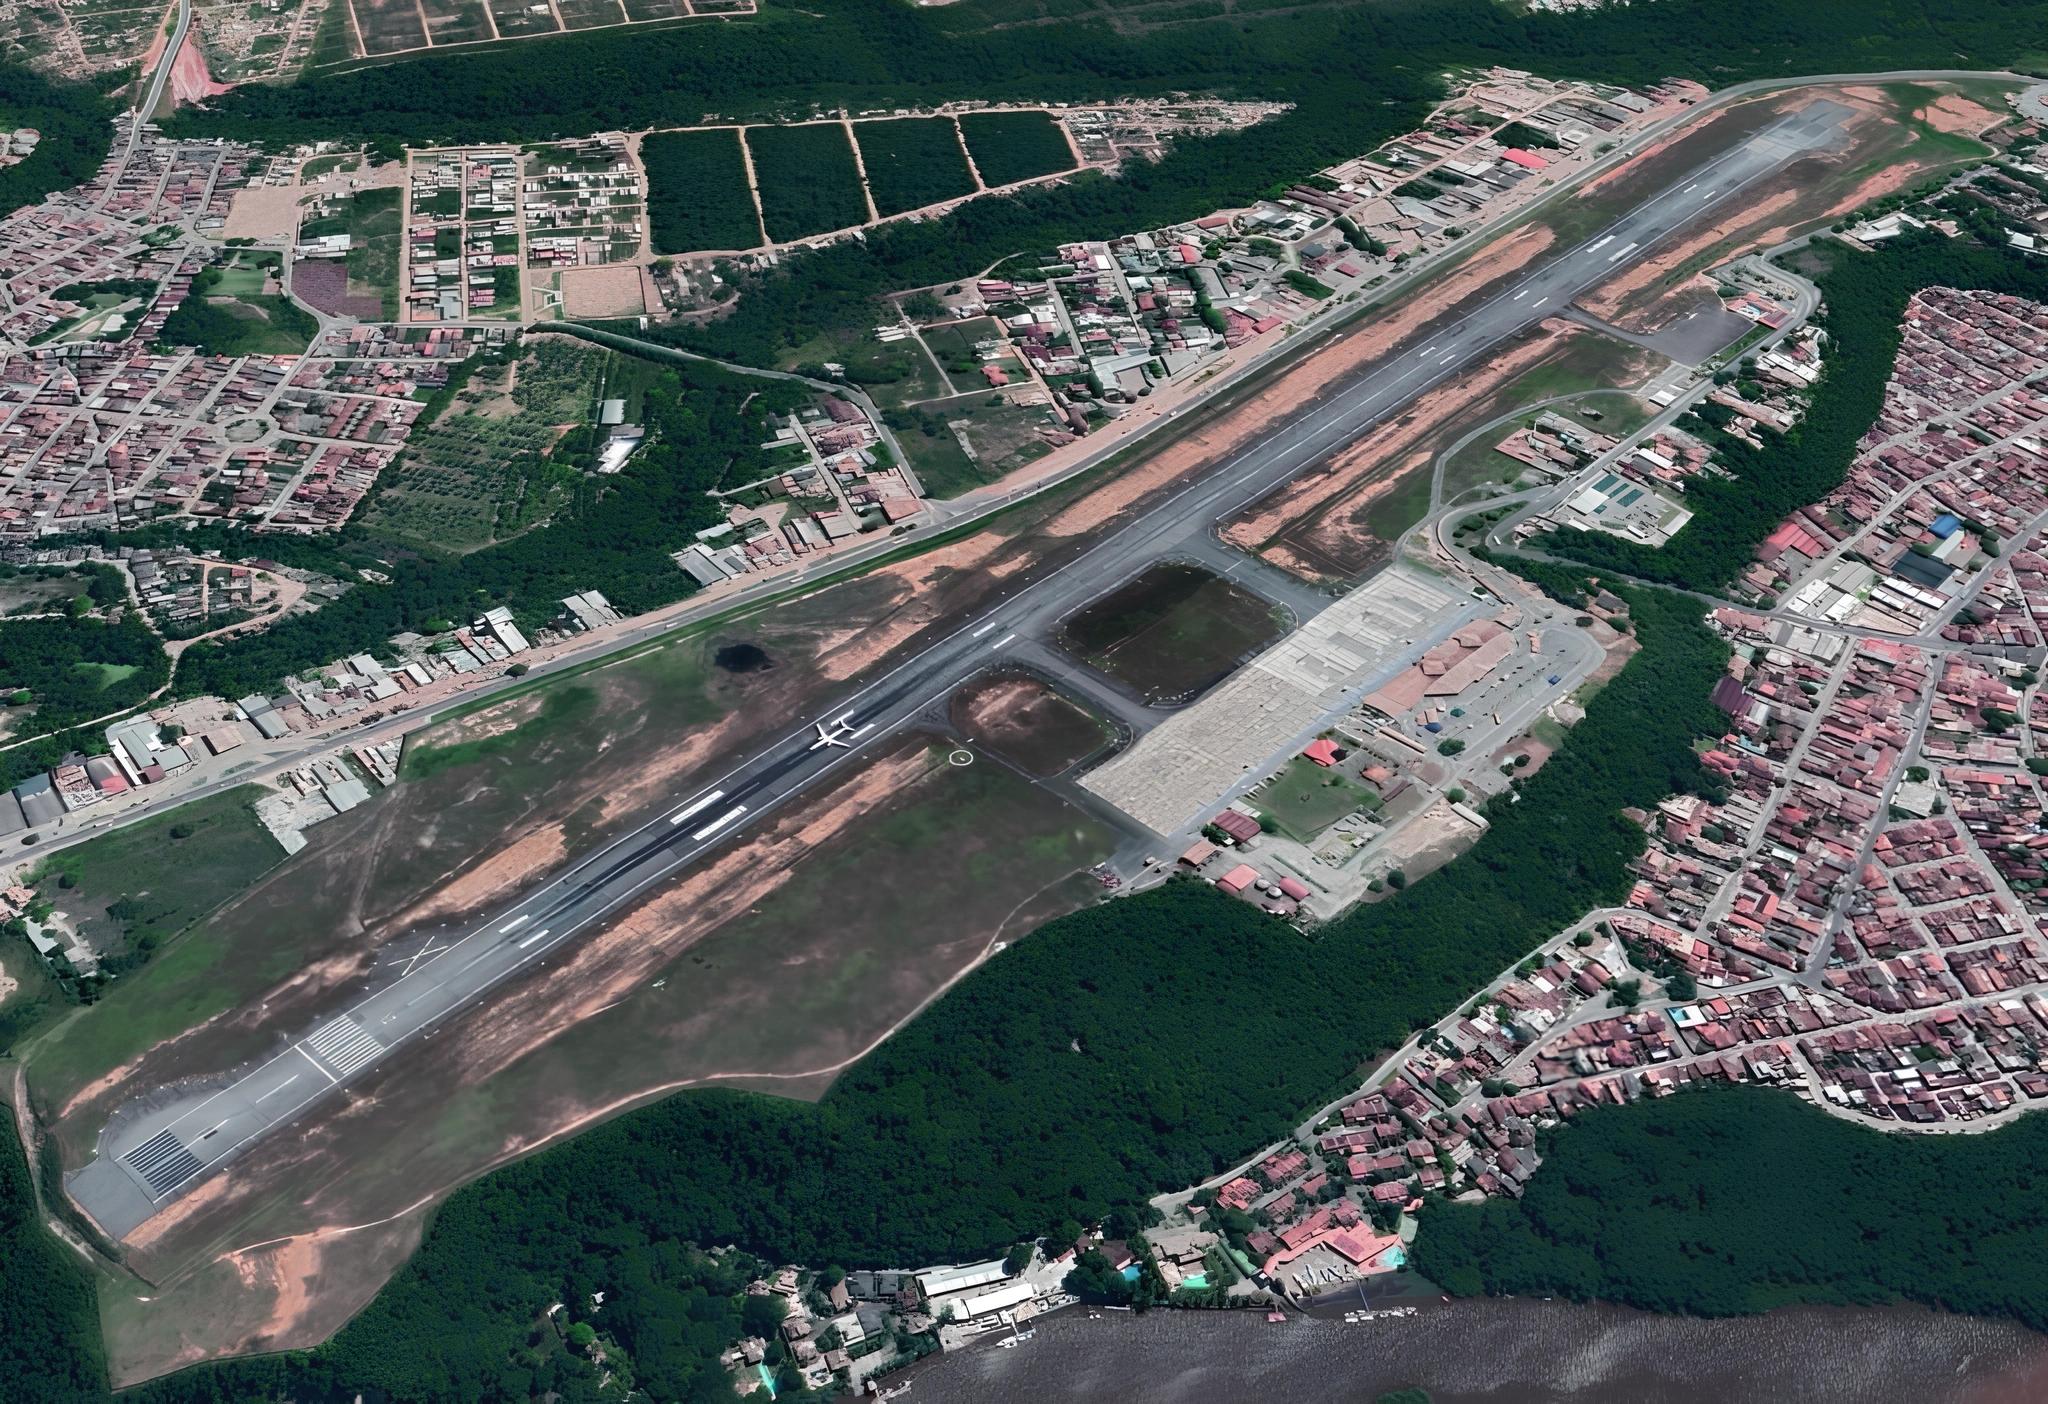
[642, 128, 762, 253]
[69, 660, 138, 688]
[357, 338, 605, 551]
[1255, 754, 1378, 841]
[854, 117, 976, 216]
[155, 251, 316, 357]
[1061, 562, 1287, 705]
[959, 110, 1075, 187]
[747, 123, 869, 242]
[949, 672, 1112, 777]
[297, 186, 403, 318]
[19, 788, 286, 1094]
[889, 392, 1052, 499]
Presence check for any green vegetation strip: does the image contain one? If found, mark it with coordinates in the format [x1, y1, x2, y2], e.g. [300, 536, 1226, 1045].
[746, 124, 868, 243]
[642, 128, 762, 253]
[1413, 1087, 2048, 1330]
[854, 117, 976, 217]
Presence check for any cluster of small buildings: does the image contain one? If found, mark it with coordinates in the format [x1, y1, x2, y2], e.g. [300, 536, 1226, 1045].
[0, 712, 229, 845]
[675, 395, 924, 584]
[405, 148, 521, 321]
[521, 137, 645, 268]
[1522, 423, 1710, 547]
[1747, 288, 2045, 621]
[1317, 70, 1705, 266]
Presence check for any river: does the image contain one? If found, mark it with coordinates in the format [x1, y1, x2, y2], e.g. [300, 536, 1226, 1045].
[888, 1293, 2048, 1403]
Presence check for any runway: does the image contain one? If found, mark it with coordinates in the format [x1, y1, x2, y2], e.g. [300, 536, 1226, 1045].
[67, 99, 1850, 1239]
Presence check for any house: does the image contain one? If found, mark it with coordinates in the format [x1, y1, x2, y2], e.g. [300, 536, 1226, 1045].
[1217, 864, 1258, 895]
[1302, 738, 1341, 767]
[1212, 809, 1262, 844]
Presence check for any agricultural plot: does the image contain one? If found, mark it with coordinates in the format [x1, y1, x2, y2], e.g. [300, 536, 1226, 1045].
[642, 128, 762, 253]
[854, 117, 976, 217]
[484, 0, 560, 37]
[357, 339, 606, 550]
[960, 110, 1076, 187]
[349, 0, 428, 54]
[419, 0, 495, 45]
[747, 123, 869, 243]
[555, 0, 630, 28]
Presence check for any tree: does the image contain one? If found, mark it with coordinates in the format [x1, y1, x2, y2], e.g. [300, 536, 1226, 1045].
[1437, 738, 1465, 756]
[1003, 1241, 1033, 1275]
[1386, 869, 1407, 890]
[565, 1322, 597, 1350]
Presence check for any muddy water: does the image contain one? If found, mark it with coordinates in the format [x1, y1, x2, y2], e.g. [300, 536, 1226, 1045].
[892, 1296, 2048, 1403]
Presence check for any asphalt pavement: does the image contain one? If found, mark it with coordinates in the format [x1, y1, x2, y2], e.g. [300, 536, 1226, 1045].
[67, 98, 1852, 1240]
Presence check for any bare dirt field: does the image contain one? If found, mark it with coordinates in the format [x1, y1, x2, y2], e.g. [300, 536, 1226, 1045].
[949, 670, 1113, 777]
[559, 264, 647, 318]
[1226, 320, 1662, 580]
[96, 733, 1109, 1383]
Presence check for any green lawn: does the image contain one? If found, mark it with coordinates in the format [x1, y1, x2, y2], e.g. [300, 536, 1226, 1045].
[1256, 754, 1378, 841]
[21, 787, 288, 1093]
[69, 661, 138, 689]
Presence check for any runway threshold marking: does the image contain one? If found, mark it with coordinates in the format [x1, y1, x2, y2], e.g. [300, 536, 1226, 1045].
[295, 1044, 340, 1085]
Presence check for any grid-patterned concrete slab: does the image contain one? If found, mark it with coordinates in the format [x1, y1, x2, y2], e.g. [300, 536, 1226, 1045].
[1082, 564, 1474, 835]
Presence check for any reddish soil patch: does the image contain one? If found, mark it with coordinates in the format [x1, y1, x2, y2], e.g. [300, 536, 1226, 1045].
[1227, 320, 1647, 580]
[290, 262, 383, 320]
[1039, 225, 1555, 540]
[949, 671, 1109, 776]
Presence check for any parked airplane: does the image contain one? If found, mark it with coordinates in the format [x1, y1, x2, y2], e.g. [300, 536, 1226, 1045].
[809, 715, 868, 750]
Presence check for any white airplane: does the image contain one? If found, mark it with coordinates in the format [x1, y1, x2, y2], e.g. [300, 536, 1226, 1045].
[809, 715, 866, 750]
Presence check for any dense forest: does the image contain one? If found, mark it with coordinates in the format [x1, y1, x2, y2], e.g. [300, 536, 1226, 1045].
[1540, 231, 2048, 590]
[0, 65, 112, 219]
[0, 1105, 106, 1401]
[1412, 1089, 2048, 1328]
[0, 615, 168, 731]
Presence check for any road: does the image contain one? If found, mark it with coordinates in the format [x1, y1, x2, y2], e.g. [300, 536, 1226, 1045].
[67, 99, 1853, 1239]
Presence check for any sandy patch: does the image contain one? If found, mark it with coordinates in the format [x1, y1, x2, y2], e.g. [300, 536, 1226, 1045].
[221, 187, 307, 243]
[1039, 226, 1557, 539]
[1375, 798, 1486, 884]
[1223, 321, 1584, 574]
[959, 677, 1037, 733]
[1920, 93, 2003, 136]
[595, 712, 746, 825]
[444, 746, 936, 1088]
[559, 264, 647, 319]
[1573, 186, 1802, 329]
[167, 32, 230, 109]
[392, 823, 569, 929]
[57, 1014, 231, 1122]
[121, 1164, 236, 1249]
